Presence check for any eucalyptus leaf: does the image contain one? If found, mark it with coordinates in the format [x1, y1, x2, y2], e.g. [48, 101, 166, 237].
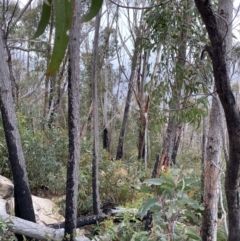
[185, 226, 201, 240]
[144, 178, 163, 186]
[33, 0, 52, 39]
[139, 197, 158, 219]
[46, 0, 74, 76]
[81, 0, 103, 22]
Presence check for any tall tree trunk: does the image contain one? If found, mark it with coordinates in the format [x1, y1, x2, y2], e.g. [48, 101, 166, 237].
[92, 11, 101, 215]
[103, 66, 109, 150]
[0, 29, 36, 241]
[63, 1, 81, 240]
[116, 36, 141, 160]
[43, 9, 54, 127]
[194, 1, 239, 240]
[201, 117, 207, 204]
[137, 49, 150, 161]
[201, 93, 222, 241]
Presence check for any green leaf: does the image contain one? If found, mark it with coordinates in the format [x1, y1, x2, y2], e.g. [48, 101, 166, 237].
[81, 0, 103, 22]
[144, 178, 163, 186]
[140, 185, 152, 193]
[184, 210, 199, 224]
[33, 0, 52, 39]
[185, 226, 201, 240]
[139, 197, 158, 219]
[217, 226, 228, 241]
[47, 0, 74, 76]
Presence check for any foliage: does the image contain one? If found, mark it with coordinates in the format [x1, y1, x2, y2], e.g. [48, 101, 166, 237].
[17, 112, 68, 194]
[74, 144, 149, 215]
[0, 218, 17, 241]
[139, 168, 203, 240]
[34, 0, 103, 76]
[97, 212, 148, 241]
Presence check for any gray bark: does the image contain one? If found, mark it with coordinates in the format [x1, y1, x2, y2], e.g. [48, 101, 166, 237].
[201, 94, 222, 241]
[64, 1, 81, 240]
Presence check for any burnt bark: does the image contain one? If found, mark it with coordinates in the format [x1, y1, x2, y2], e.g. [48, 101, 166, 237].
[48, 215, 108, 229]
[64, 1, 81, 240]
[0, 30, 36, 241]
[194, 1, 239, 240]
[103, 127, 109, 150]
[92, 11, 101, 215]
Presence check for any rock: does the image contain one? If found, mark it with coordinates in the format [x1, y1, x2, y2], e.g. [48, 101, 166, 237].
[32, 195, 65, 225]
[0, 199, 7, 215]
[0, 176, 64, 225]
[0, 175, 14, 199]
[6, 195, 65, 225]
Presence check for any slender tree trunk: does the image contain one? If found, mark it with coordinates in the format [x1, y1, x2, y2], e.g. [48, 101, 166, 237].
[194, 1, 240, 240]
[137, 49, 149, 161]
[201, 117, 207, 204]
[43, 9, 54, 126]
[92, 11, 102, 215]
[102, 66, 109, 150]
[116, 36, 141, 160]
[80, 101, 93, 140]
[201, 93, 222, 241]
[63, 1, 81, 240]
[0, 29, 36, 241]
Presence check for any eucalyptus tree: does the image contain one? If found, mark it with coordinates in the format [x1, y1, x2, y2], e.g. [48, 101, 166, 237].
[201, 0, 234, 238]
[144, 0, 208, 175]
[115, 1, 147, 160]
[193, 0, 240, 240]
[0, 0, 102, 240]
[63, 0, 81, 240]
[201, 93, 223, 241]
[91, 10, 102, 215]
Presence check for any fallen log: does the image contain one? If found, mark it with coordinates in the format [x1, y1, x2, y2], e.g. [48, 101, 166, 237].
[48, 207, 139, 229]
[0, 204, 140, 241]
[48, 214, 108, 229]
[0, 212, 90, 241]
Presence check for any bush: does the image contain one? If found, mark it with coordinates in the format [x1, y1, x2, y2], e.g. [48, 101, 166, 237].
[138, 168, 203, 241]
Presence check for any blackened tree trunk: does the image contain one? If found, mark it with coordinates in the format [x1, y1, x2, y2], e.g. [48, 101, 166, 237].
[116, 36, 141, 160]
[63, 1, 81, 240]
[0, 30, 36, 241]
[194, 1, 240, 240]
[92, 11, 102, 215]
[102, 66, 109, 151]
